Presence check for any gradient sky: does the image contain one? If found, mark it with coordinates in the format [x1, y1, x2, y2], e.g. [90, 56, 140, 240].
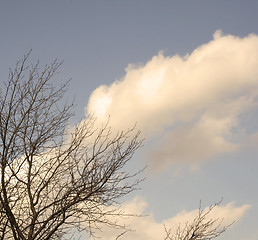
[1, 1, 258, 240]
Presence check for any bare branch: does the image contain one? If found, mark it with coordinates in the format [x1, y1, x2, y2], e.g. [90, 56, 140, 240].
[164, 201, 233, 240]
[0, 53, 143, 240]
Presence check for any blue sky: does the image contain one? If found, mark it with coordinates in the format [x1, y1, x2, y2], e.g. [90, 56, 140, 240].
[1, 1, 258, 239]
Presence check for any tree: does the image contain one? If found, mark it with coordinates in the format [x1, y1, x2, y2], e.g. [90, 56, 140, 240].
[0, 53, 142, 240]
[164, 201, 232, 240]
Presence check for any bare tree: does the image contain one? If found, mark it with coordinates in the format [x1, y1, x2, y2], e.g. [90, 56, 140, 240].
[164, 201, 233, 240]
[0, 53, 142, 240]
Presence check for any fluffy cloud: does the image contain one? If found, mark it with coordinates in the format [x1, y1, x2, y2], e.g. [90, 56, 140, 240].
[88, 196, 250, 240]
[86, 31, 258, 169]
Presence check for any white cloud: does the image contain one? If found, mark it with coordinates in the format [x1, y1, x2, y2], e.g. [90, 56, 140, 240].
[88, 197, 250, 240]
[86, 31, 258, 170]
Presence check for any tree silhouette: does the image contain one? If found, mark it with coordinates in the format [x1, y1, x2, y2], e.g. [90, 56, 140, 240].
[0, 53, 142, 240]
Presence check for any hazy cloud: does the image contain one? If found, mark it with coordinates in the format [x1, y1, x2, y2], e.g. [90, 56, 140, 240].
[86, 31, 258, 170]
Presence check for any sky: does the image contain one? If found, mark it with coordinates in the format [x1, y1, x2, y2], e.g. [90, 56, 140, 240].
[1, 1, 258, 239]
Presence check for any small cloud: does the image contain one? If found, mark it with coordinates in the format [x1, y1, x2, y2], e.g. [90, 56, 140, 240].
[88, 197, 250, 240]
[213, 29, 224, 39]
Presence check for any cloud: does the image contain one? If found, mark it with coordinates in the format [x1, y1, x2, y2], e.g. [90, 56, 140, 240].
[88, 197, 250, 240]
[86, 31, 258, 170]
